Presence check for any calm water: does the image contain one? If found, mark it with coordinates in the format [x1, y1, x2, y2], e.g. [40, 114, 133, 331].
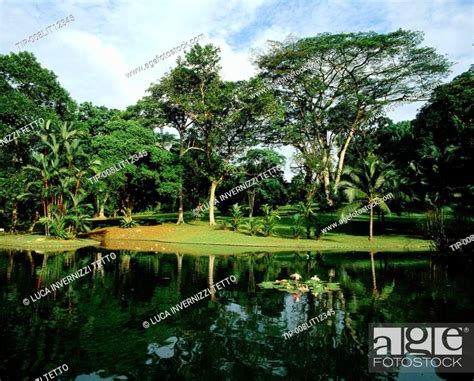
[0, 249, 473, 381]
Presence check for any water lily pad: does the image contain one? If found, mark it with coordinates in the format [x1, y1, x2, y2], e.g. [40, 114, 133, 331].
[258, 278, 340, 294]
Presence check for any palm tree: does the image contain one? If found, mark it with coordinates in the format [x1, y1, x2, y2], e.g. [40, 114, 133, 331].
[21, 120, 91, 237]
[22, 152, 54, 235]
[339, 154, 397, 240]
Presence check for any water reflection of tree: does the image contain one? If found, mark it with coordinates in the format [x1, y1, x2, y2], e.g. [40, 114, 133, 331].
[208, 255, 216, 302]
[151, 254, 160, 275]
[370, 251, 378, 297]
[6, 249, 14, 282]
[247, 254, 256, 294]
[33, 251, 76, 290]
[334, 251, 396, 361]
[176, 253, 183, 295]
[5, 249, 466, 379]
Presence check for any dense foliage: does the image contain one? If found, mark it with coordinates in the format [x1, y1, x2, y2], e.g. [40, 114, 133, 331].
[0, 31, 471, 247]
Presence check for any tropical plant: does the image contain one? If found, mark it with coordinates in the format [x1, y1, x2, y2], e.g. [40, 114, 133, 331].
[246, 217, 262, 236]
[421, 208, 473, 252]
[120, 215, 139, 229]
[339, 154, 397, 240]
[313, 219, 324, 240]
[20, 120, 91, 238]
[290, 214, 305, 239]
[261, 204, 280, 237]
[38, 208, 75, 240]
[65, 193, 90, 233]
[295, 201, 317, 239]
[230, 203, 243, 231]
[218, 219, 230, 230]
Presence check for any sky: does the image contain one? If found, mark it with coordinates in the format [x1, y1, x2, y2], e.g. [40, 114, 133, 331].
[1, 0, 473, 178]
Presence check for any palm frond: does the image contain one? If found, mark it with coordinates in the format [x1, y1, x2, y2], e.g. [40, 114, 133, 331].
[339, 201, 364, 218]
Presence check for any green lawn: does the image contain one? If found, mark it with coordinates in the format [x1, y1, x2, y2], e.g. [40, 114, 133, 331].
[0, 210, 432, 253]
[167, 221, 429, 251]
[95, 218, 430, 254]
[0, 233, 100, 252]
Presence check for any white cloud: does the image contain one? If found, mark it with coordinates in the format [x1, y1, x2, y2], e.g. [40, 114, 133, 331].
[2, 0, 470, 116]
[0, 0, 269, 108]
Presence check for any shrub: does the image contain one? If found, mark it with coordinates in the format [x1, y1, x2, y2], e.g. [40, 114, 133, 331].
[192, 207, 204, 220]
[291, 214, 305, 239]
[246, 217, 262, 236]
[296, 201, 317, 239]
[261, 204, 280, 237]
[120, 215, 139, 228]
[230, 204, 243, 231]
[47, 214, 69, 239]
[424, 208, 449, 251]
[218, 219, 230, 230]
[313, 219, 323, 240]
[38, 209, 76, 239]
[424, 209, 474, 252]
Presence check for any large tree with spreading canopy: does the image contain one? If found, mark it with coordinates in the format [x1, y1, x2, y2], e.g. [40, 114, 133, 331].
[255, 29, 451, 206]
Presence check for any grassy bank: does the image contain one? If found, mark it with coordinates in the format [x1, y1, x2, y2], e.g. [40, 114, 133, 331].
[0, 212, 432, 255]
[87, 221, 431, 255]
[0, 234, 100, 252]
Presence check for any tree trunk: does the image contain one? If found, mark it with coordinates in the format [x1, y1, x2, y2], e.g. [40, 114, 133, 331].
[322, 151, 333, 207]
[28, 211, 40, 233]
[248, 190, 256, 218]
[176, 253, 183, 294]
[43, 200, 50, 237]
[323, 168, 333, 206]
[369, 206, 374, 240]
[303, 165, 316, 202]
[93, 195, 100, 218]
[98, 204, 105, 219]
[208, 180, 220, 225]
[208, 255, 216, 302]
[334, 128, 355, 194]
[381, 210, 385, 233]
[9, 202, 18, 233]
[176, 186, 185, 224]
[97, 195, 109, 218]
[370, 252, 378, 296]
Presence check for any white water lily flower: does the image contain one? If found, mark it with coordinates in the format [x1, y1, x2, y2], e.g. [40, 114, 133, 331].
[311, 275, 321, 282]
[290, 273, 302, 281]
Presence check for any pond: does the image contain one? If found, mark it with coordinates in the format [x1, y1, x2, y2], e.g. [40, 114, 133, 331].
[0, 249, 472, 380]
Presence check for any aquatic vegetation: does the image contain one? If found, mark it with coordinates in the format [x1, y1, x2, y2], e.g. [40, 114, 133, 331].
[258, 275, 340, 296]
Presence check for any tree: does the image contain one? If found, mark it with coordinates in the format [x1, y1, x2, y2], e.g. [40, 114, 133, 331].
[409, 67, 474, 211]
[86, 119, 178, 217]
[238, 149, 285, 217]
[255, 30, 451, 206]
[349, 68, 474, 212]
[346, 118, 417, 213]
[77, 102, 120, 137]
[0, 51, 76, 230]
[339, 154, 397, 240]
[156, 44, 270, 225]
[142, 66, 204, 224]
[21, 120, 90, 237]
